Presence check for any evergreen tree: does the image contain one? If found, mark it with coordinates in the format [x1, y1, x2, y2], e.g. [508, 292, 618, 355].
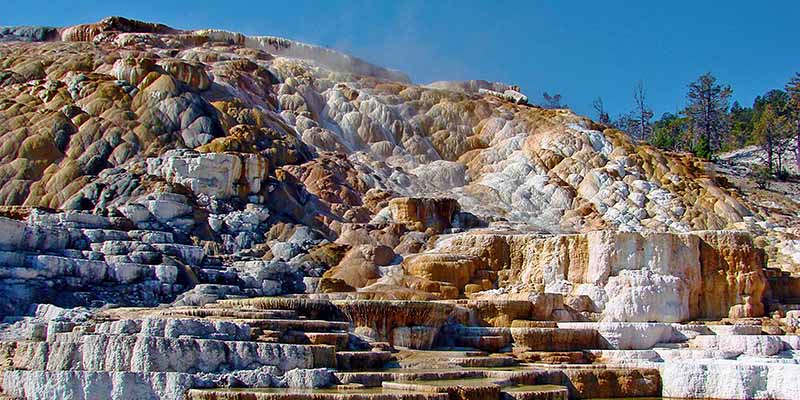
[650, 112, 688, 151]
[726, 90, 787, 152]
[752, 90, 789, 117]
[753, 104, 792, 176]
[729, 101, 754, 149]
[685, 73, 732, 158]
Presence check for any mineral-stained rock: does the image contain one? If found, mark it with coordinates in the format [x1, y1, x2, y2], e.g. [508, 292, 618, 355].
[388, 197, 460, 233]
[464, 300, 533, 327]
[158, 59, 213, 91]
[390, 326, 439, 349]
[318, 245, 391, 292]
[434, 229, 769, 322]
[688, 335, 787, 357]
[94, 318, 251, 341]
[661, 361, 798, 400]
[147, 150, 267, 199]
[478, 88, 529, 104]
[280, 368, 336, 388]
[334, 300, 453, 345]
[537, 367, 662, 399]
[0, 16, 781, 238]
[11, 335, 322, 373]
[3, 370, 210, 400]
[510, 327, 601, 352]
[556, 322, 676, 350]
[0, 14, 798, 400]
[112, 56, 160, 86]
[402, 253, 484, 293]
[695, 230, 768, 319]
[0, 26, 60, 42]
[61, 16, 177, 42]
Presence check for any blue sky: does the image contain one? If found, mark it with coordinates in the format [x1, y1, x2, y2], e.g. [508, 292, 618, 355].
[4, 1, 799, 119]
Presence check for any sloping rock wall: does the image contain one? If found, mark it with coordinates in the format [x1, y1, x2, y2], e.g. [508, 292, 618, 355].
[441, 230, 768, 322]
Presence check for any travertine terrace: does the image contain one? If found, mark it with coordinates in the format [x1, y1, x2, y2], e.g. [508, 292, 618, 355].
[0, 16, 798, 400]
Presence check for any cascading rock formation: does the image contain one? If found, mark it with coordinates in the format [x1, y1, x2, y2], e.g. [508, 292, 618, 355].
[0, 15, 798, 400]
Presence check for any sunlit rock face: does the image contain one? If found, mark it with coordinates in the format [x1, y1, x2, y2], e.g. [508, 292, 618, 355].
[695, 230, 769, 319]
[660, 361, 799, 400]
[333, 300, 454, 349]
[435, 229, 768, 322]
[0, 15, 798, 400]
[146, 150, 268, 199]
[387, 197, 460, 233]
[0, 15, 766, 235]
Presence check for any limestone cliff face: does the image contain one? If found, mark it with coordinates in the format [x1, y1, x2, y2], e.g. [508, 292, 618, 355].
[695, 231, 768, 319]
[435, 230, 768, 322]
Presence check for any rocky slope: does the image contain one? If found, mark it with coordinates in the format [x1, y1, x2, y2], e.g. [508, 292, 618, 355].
[0, 16, 799, 400]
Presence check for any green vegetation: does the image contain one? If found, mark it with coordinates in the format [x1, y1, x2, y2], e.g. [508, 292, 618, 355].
[650, 112, 688, 151]
[601, 72, 800, 177]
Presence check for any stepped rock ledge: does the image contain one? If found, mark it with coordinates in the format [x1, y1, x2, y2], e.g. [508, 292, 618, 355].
[0, 16, 798, 400]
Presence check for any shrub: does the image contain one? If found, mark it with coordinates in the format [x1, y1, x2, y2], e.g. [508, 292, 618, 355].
[750, 165, 772, 189]
[693, 136, 712, 160]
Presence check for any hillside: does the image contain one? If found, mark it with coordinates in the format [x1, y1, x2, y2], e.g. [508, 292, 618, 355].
[0, 16, 799, 400]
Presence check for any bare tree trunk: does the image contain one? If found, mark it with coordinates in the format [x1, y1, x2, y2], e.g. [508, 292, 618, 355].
[767, 137, 774, 173]
[706, 96, 713, 151]
[633, 82, 650, 141]
[796, 119, 800, 171]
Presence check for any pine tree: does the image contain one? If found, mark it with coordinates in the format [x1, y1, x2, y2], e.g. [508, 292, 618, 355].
[729, 101, 754, 148]
[754, 104, 792, 176]
[685, 73, 732, 158]
[651, 112, 688, 151]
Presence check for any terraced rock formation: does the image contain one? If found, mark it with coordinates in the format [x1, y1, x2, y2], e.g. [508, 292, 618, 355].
[0, 16, 799, 400]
